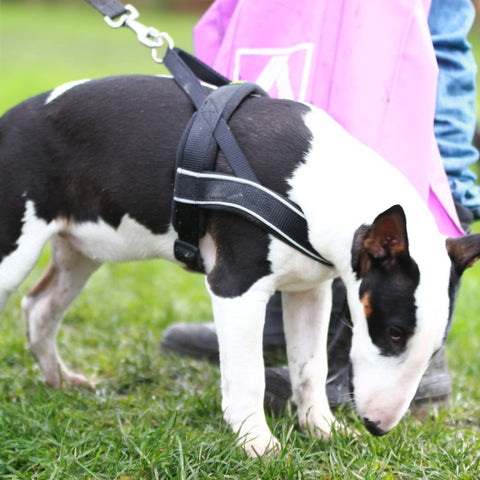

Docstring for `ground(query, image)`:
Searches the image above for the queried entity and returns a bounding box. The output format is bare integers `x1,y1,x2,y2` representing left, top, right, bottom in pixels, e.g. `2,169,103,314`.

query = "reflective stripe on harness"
174,169,333,266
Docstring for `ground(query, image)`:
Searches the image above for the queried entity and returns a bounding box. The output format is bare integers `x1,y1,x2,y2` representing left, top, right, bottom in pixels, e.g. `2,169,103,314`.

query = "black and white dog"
1,75,479,456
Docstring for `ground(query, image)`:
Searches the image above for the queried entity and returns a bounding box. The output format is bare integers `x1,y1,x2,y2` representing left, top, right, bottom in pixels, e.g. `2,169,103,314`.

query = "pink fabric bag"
193,0,463,237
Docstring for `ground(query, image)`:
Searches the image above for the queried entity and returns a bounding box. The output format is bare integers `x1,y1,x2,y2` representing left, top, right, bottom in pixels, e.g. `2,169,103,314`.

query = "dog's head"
347,204,480,435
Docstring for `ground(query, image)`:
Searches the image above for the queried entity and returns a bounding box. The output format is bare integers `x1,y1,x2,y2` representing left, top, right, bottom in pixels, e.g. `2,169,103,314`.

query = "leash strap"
164,48,231,93
84,0,127,19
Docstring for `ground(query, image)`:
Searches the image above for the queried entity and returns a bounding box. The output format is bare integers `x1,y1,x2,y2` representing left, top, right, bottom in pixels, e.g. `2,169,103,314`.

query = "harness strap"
175,170,333,265
172,82,267,270
179,82,265,180
164,48,264,177
84,0,127,19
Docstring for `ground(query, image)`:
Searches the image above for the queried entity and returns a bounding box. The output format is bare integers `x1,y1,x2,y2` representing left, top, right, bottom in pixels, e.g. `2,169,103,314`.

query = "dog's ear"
364,205,409,260
446,233,480,275
352,205,409,277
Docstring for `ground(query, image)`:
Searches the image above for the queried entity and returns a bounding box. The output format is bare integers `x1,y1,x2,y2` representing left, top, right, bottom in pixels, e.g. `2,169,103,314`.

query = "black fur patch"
0,76,192,252
358,257,420,356
352,224,420,357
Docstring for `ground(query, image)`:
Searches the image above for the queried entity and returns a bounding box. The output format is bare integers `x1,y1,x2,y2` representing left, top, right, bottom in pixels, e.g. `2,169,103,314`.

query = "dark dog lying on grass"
1,75,479,456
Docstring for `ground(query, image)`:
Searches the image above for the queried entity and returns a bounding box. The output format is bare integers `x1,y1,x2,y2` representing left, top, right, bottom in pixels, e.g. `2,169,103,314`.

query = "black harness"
85,0,334,272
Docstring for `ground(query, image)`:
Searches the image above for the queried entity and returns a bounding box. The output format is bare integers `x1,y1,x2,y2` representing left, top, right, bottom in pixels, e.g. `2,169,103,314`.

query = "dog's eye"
388,326,403,343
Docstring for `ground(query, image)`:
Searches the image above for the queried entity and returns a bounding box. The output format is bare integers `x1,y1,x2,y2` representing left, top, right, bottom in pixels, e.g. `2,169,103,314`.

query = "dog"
1,74,479,456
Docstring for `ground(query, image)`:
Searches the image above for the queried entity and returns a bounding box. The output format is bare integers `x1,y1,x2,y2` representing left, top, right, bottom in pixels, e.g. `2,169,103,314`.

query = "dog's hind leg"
21,234,100,389
207,277,280,457
282,281,336,439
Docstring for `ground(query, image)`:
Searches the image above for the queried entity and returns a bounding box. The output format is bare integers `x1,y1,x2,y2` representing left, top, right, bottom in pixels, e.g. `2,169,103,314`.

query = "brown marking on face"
360,291,372,320
27,262,57,297
390,238,408,257
467,256,480,268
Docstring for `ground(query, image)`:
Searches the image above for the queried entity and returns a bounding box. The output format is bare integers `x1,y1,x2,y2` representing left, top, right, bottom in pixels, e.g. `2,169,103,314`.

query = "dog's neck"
289,107,445,277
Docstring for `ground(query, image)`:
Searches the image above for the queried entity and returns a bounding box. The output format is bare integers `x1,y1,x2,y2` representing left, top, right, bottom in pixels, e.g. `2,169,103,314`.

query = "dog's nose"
363,417,388,436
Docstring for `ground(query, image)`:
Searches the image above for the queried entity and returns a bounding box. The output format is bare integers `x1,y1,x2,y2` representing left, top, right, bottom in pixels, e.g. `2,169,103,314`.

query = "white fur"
282,283,335,437
217,105,453,450
207,275,278,456
22,235,99,388
14,205,179,388
64,215,178,263
45,79,91,105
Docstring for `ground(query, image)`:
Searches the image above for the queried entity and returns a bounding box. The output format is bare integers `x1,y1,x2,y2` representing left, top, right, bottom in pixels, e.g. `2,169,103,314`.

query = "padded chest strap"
174,169,332,265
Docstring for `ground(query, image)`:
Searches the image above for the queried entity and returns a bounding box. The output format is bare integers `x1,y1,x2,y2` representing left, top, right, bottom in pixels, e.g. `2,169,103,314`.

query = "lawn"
0,2,479,479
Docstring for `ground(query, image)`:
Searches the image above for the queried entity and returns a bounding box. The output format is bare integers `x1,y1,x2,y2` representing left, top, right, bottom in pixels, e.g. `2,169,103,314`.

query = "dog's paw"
241,433,281,458
45,368,95,391
299,408,335,441
61,371,95,391
234,419,281,457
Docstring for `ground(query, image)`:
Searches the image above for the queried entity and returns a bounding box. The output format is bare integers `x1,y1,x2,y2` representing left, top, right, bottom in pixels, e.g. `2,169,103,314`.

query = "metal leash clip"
104,4,174,62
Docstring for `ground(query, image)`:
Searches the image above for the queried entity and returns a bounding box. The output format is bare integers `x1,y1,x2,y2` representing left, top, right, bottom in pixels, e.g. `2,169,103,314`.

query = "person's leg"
429,0,480,221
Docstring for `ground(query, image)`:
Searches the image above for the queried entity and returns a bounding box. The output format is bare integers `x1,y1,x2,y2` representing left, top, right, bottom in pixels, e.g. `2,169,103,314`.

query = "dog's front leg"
282,281,335,439
207,279,279,457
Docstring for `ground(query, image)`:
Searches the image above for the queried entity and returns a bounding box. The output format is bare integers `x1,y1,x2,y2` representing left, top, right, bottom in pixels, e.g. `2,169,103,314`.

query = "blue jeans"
429,0,480,220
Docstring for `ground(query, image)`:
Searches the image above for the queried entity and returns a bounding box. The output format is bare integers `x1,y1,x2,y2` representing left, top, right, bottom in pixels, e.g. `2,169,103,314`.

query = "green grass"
1,2,480,478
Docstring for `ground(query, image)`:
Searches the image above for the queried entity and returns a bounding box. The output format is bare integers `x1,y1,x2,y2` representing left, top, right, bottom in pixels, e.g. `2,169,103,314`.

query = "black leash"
84,0,127,19
84,0,334,271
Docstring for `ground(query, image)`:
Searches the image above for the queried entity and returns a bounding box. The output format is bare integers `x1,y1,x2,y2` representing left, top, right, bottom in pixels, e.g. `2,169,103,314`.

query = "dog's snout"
363,417,387,436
